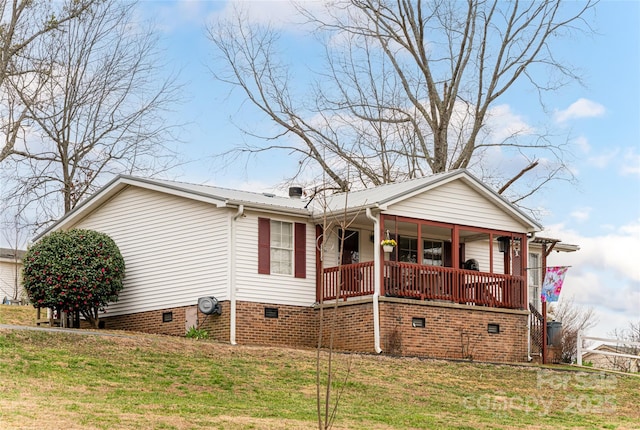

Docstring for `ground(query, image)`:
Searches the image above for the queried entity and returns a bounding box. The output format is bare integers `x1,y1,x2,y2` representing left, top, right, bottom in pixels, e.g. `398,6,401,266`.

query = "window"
258,218,306,278
528,253,540,286
270,220,293,275
529,252,541,310
162,312,173,323
399,237,418,262
423,240,444,266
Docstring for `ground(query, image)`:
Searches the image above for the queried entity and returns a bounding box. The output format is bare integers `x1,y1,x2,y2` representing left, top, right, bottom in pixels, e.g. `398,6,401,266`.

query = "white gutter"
230,204,244,345
366,207,383,354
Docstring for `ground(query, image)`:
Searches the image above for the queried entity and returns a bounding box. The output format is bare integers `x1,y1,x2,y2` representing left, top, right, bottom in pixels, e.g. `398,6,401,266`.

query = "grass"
0,305,638,429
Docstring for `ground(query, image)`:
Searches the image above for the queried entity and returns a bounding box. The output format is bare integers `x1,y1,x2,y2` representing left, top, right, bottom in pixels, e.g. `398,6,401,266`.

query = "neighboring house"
0,248,26,303
36,169,574,362
582,344,640,373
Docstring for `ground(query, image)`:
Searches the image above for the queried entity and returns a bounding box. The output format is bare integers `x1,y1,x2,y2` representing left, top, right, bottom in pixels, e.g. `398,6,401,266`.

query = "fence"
577,331,640,371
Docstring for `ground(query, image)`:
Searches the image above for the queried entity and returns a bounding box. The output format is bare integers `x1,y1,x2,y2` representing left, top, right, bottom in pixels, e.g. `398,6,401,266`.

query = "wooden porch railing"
321,261,527,310
529,303,544,356
322,261,375,301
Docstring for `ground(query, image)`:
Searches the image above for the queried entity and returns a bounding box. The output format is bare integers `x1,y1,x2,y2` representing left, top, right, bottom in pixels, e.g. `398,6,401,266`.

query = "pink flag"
540,266,568,303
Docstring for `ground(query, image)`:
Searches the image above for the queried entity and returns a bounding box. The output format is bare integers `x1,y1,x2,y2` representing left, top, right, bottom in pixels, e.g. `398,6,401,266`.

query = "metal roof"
36,169,544,239
0,248,26,260
531,236,580,253
126,176,310,212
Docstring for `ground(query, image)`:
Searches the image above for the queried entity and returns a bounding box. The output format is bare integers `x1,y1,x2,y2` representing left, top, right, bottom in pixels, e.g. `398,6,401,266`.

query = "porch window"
398,236,417,263
423,240,444,266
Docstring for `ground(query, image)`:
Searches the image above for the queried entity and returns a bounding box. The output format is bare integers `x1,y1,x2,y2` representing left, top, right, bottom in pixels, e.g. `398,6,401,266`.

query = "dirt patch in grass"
0,304,38,325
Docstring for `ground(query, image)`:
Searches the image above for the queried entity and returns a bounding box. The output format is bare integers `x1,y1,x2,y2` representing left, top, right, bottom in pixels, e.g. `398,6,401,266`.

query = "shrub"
186,326,209,340
22,229,125,328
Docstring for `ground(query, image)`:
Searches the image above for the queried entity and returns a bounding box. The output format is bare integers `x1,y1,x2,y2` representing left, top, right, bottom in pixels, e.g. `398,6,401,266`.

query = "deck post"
542,300,547,364
576,331,583,366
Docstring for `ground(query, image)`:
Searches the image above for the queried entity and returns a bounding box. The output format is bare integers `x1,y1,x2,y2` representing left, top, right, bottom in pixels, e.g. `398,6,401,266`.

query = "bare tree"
206,0,595,208
0,0,97,163
0,205,29,301
315,174,360,429
549,297,598,363
607,320,640,373
2,0,183,225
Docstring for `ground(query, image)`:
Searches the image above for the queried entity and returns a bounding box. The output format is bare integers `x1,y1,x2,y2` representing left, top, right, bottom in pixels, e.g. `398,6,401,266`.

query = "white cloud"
210,0,326,31
620,147,640,176
554,98,606,124
586,148,619,169
484,104,535,144
572,136,591,154
539,221,640,337
569,208,591,223
143,0,218,33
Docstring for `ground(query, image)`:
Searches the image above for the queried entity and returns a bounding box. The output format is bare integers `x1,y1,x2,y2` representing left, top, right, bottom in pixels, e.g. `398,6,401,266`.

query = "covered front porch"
318,214,529,311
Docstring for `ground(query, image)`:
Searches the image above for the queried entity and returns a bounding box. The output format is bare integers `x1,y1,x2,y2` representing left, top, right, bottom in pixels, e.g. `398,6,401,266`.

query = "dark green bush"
23,229,125,328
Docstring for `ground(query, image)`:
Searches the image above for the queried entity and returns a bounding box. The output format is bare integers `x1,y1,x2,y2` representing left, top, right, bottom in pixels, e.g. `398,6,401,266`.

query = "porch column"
452,225,460,269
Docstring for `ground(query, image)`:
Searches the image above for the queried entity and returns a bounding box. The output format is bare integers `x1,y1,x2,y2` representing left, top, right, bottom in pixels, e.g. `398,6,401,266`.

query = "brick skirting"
100,297,528,362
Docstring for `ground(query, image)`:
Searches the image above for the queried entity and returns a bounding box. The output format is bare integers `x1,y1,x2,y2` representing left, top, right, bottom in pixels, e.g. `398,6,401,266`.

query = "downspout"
527,312,533,362
366,207,383,354
230,204,244,345
522,231,539,362
526,232,533,362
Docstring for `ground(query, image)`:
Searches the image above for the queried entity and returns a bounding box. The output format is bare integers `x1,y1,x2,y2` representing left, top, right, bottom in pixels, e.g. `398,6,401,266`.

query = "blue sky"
127,1,639,336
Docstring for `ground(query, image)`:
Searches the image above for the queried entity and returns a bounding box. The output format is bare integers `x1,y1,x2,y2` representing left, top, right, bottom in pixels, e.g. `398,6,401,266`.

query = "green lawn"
0,305,638,429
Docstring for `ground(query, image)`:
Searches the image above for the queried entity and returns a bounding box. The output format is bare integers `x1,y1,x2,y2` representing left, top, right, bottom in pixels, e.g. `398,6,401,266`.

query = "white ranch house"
36,169,576,362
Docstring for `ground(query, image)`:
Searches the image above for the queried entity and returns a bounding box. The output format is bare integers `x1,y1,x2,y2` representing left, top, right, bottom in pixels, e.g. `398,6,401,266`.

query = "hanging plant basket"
383,245,394,253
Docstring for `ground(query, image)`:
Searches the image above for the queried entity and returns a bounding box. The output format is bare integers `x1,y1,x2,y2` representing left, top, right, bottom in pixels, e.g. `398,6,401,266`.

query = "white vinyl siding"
387,180,528,232
464,240,505,274
235,211,316,307
0,260,23,300
72,186,228,316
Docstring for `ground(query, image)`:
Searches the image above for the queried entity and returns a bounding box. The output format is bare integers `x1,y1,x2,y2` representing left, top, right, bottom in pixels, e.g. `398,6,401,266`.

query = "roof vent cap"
289,186,303,199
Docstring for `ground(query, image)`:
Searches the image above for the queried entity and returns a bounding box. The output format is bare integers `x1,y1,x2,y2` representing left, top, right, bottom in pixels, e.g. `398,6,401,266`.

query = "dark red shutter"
258,218,270,274
294,223,306,278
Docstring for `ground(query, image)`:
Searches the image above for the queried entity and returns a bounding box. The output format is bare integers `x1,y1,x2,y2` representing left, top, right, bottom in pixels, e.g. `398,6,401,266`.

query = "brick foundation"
100,304,230,340
232,301,318,348
316,298,528,362
378,298,529,362
99,297,529,363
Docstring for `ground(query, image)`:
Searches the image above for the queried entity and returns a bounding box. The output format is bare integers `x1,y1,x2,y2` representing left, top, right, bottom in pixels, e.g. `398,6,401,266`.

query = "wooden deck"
322,261,526,310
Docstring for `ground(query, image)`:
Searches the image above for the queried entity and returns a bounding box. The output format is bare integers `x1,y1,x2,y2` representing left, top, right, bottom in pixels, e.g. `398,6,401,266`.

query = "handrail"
322,261,527,309
322,261,375,301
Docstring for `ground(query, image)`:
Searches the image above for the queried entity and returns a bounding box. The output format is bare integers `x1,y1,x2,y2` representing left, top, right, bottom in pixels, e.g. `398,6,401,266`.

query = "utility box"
547,321,562,346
